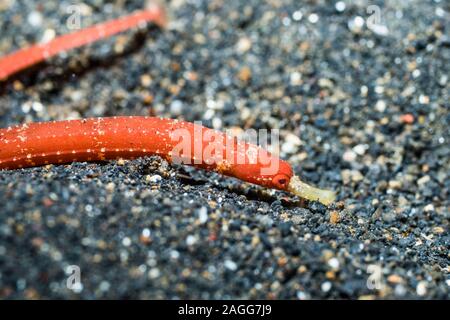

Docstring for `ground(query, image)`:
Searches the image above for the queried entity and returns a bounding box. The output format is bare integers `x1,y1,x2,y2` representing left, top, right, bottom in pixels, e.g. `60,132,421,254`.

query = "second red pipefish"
0,4,166,81
0,117,336,205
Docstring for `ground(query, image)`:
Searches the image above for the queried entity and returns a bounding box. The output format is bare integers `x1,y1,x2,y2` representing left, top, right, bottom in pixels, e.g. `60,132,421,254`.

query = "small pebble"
224,260,238,271
352,144,367,156
292,11,303,21
335,1,346,12
416,281,427,296
237,66,252,82
122,237,131,247
400,114,415,124
236,37,252,53
417,175,430,186
27,11,43,27
308,13,319,24
375,100,387,112
186,235,197,246
329,211,340,224
170,100,184,115
348,16,365,33
197,207,208,224
328,258,340,270
146,175,162,183
290,72,302,86
321,281,332,292
148,268,160,279
342,150,357,162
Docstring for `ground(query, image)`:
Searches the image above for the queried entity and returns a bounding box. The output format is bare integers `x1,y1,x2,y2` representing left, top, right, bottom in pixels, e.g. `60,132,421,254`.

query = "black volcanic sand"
0,0,448,299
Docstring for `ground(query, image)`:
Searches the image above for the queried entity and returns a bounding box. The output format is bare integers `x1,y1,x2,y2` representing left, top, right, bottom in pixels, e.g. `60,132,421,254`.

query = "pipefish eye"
272,174,290,189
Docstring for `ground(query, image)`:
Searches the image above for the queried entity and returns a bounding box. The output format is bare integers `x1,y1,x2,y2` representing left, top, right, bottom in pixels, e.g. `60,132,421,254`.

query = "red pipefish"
0,5,166,81
0,117,336,205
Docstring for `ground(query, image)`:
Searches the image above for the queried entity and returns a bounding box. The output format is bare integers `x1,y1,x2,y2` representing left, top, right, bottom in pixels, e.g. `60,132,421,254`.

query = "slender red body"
0,117,293,191
0,7,166,80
